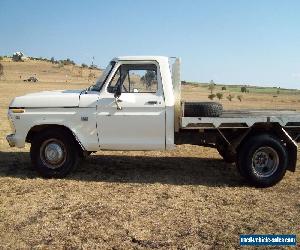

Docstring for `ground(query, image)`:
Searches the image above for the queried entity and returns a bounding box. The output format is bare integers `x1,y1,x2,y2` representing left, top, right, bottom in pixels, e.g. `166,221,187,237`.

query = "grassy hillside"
0,57,101,83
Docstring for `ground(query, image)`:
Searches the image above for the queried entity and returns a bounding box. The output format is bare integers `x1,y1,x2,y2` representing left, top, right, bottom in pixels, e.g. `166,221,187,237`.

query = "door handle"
146,101,157,105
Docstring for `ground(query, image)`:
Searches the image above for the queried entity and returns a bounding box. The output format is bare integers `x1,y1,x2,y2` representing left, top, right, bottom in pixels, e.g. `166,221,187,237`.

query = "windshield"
89,61,116,91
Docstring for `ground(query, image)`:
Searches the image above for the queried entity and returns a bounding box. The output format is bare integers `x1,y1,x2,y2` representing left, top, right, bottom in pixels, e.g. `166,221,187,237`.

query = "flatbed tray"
181,109,300,129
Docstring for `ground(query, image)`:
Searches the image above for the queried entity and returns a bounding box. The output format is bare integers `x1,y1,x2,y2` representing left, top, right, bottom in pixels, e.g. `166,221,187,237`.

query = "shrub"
208,80,215,94
221,86,226,91
216,92,223,101
241,86,248,93
60,58,75,66
89,64,99,70
208,94,216,100
237,95,243,102
227,94,235,101
0,56,3,61
81,63,88,68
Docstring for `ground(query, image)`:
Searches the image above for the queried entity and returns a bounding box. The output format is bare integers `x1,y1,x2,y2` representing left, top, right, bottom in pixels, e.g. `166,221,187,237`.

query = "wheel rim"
40,139,67,169
252,146,279,178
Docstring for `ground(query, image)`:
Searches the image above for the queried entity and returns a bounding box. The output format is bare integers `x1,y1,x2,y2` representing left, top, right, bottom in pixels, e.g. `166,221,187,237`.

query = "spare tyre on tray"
184,102,223,117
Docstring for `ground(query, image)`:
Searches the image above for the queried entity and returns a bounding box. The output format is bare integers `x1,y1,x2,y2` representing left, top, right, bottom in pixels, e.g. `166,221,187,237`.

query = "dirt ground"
0,60,299,249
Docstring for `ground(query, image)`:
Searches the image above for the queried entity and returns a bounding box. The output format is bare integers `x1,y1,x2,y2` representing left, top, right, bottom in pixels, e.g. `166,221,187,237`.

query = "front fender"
11,108,99,151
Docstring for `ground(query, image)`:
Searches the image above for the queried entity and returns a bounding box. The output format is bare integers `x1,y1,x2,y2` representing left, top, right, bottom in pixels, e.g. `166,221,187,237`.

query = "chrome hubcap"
45,143,64,164
40,139,66,169
252,147,279,178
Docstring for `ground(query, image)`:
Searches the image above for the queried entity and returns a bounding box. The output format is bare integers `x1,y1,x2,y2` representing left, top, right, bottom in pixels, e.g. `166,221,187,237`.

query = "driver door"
96,62,166,150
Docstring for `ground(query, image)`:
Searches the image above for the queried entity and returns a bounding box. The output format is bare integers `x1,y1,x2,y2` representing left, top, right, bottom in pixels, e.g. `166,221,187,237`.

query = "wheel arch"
236,123,298,172
26,124,86,152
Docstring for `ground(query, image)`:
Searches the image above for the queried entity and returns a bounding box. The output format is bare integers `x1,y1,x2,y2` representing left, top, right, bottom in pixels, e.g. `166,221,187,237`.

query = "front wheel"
30,129,79,178
237,134,288,187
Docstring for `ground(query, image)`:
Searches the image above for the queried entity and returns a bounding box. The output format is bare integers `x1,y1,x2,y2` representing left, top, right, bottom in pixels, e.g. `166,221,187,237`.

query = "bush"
227,94,235,101
60,58,75,66
216,92,223,101
237,95,243,102
221,86,226,91
208,80,215,94
241,86,248,93
81,63,88,68
0,56,3,61
208,94,216,100
89,64,99,70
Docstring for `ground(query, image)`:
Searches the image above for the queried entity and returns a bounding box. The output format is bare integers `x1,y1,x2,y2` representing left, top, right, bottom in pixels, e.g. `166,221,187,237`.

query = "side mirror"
114,84,122,98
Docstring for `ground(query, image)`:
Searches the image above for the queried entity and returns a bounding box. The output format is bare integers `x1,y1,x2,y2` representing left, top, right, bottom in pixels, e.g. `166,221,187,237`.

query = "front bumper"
6,134,16,147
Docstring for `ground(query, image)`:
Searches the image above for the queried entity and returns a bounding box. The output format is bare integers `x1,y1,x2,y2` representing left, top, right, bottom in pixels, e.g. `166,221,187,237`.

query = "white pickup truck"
7,56,300,187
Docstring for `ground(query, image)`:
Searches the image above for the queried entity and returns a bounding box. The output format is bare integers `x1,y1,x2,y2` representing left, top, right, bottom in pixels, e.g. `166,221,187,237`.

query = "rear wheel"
30,129,79,178
237,134,288,187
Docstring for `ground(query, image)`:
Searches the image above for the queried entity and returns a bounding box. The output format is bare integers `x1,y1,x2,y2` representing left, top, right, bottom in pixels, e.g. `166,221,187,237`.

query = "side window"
107,64,158,93
127,68,157,93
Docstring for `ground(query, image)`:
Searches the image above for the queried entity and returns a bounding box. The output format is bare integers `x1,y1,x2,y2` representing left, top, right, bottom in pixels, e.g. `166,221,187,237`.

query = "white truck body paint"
10,90,82,108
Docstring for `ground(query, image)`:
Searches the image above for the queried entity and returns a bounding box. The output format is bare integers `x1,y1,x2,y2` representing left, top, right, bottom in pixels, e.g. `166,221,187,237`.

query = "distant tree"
141,70,156,89
208,80,216,94
227,94,235,101
50,57,55,64
241,86,248,93
277,88,280,95
216,92,223,101
60,58,75,66
237,95,243,102
81,63,88,68
0,63,3,79
221,86,226,91
208,94,216,100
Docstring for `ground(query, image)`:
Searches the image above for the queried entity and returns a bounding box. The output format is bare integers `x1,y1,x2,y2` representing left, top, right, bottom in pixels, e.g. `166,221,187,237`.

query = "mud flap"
282,128,298,172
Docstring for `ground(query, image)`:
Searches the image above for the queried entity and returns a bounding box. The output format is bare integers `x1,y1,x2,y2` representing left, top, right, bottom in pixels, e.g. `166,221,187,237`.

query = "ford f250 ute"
7,56,300,187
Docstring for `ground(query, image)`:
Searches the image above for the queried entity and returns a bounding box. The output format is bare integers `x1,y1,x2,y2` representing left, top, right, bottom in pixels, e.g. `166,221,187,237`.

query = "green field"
185,82,300,95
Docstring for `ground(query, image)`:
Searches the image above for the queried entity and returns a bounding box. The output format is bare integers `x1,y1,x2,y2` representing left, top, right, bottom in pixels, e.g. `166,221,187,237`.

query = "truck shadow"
0,151,244,187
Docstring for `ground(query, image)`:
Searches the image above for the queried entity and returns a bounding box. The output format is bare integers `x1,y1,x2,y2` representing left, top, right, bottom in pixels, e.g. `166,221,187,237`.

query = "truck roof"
114,56,169,62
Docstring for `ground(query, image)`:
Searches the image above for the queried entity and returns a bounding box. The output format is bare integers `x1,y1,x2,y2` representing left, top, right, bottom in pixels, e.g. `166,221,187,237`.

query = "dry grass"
0,60,299,249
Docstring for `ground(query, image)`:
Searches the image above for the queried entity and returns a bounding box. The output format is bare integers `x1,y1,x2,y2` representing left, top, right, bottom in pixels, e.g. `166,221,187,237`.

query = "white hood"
10,90,82,108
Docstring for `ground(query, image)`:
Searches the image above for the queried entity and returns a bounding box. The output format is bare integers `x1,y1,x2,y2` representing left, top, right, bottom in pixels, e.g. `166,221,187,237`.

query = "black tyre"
30,129,79,178
237,134,288,187
184,102,223,117
216,146,236,163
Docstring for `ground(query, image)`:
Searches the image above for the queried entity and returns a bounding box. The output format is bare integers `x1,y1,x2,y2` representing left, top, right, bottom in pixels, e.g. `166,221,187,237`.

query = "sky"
1,0,300,89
